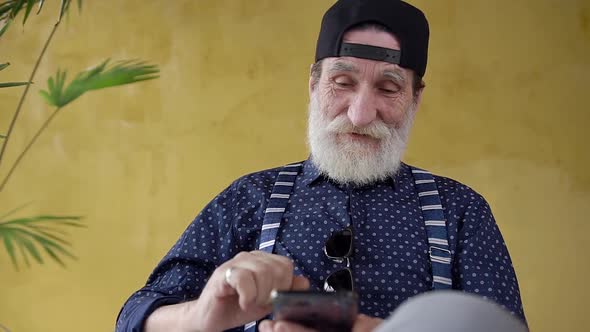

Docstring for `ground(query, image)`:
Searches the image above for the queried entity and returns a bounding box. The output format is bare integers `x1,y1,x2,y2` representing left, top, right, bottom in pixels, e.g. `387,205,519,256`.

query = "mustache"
326,115,391,139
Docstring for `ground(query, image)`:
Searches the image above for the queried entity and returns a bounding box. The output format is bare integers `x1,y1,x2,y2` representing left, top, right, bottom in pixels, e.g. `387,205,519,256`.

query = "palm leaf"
58,0,82,22
2,228,17,267
0,201,31,220
10,0,25,18
43,245,65,266
36,0,44,14
31,226,70,245
0,0,24,38
22,0,36,24
0,62,31,87
0,16,12,38
0,214,83,269
39,59,159,108
0,0,80,37
58,0,67,21
0,81,29,88
0,0,68,21
15,233,42,265
23,227,75,257
0,2,17,17
0,1,17,21
16,235,32,267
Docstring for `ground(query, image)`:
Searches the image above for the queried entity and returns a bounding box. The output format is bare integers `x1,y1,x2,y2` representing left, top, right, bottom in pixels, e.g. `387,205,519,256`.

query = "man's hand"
352,314,384,332
258,314,383,332
183,251,310,332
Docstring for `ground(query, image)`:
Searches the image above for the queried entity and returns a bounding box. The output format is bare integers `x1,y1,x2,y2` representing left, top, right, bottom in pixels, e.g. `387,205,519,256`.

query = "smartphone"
270,290,358,332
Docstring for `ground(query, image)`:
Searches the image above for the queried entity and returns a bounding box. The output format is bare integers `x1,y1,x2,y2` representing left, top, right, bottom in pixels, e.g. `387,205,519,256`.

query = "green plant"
0,204,83,269
0,0,159,270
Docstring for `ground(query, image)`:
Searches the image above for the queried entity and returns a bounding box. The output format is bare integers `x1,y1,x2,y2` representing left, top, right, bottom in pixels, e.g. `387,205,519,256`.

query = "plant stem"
0,107,62,192
0,21,60,190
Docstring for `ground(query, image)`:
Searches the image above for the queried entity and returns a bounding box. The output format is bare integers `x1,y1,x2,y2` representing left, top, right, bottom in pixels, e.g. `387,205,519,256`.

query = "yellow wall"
0,1,588,331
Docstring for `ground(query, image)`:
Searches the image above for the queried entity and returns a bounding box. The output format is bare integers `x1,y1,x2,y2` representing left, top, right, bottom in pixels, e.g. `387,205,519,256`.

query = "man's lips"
348,132,376,138
338,132,380,143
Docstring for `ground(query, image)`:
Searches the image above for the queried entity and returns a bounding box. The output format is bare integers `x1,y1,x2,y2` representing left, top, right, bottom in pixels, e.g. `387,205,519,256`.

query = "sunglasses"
323,227,354,292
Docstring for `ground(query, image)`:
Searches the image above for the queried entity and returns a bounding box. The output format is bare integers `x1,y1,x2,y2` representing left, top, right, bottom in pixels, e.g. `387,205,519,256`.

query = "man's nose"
347,88,378,127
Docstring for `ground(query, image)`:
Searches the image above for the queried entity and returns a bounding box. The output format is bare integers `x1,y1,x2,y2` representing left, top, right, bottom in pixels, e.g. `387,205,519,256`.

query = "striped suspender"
245,164,451,331
257,163,302,253
411,167,453,289
244,162,302,332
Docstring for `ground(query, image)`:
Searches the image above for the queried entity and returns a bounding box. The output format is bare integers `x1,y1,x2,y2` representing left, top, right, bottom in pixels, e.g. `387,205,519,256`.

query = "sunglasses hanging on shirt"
323,227,354,292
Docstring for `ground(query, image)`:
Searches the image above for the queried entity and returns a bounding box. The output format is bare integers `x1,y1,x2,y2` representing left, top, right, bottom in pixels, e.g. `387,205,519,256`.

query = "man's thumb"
291,275,310,291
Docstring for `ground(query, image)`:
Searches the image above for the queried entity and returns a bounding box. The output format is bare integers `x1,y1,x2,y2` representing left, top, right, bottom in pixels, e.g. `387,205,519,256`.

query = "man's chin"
337,132,381,143
322,163,399,187
310,149,402,186
333,136,382,155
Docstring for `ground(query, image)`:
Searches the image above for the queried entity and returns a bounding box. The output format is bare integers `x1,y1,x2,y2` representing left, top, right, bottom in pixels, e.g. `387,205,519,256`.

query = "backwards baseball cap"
315,0,429,77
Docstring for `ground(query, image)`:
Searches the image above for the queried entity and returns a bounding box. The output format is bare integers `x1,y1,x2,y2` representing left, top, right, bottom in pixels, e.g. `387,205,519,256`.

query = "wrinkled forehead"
325,62,408,92
322,57,408,85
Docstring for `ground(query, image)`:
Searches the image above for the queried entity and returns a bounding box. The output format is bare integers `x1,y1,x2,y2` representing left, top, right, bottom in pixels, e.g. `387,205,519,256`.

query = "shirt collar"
301,157,406,190
301,157,323,187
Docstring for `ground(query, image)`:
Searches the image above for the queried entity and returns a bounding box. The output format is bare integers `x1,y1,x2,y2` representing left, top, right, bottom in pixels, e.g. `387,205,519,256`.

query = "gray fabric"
375,290,528,332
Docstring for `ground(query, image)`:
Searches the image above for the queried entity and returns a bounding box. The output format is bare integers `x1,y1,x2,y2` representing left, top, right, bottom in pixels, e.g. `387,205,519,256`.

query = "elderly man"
116,1,526,331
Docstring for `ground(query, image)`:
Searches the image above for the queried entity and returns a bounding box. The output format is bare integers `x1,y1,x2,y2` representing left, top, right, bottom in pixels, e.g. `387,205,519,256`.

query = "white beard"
307,92,416,186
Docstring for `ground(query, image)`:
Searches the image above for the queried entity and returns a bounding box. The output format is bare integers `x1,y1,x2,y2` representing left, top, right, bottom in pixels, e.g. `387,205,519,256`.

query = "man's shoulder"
230,160,305,190
403,163,487,204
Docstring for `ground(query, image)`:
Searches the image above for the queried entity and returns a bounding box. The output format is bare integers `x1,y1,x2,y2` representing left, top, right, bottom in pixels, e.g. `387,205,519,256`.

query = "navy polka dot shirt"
116,160,526,331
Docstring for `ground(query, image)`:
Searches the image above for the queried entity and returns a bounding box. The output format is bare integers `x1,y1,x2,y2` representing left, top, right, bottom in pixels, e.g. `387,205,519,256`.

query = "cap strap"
338,42,401,65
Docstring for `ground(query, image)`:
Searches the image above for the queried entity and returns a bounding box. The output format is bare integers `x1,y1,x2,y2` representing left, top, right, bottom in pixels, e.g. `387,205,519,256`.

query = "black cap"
315,0,429,77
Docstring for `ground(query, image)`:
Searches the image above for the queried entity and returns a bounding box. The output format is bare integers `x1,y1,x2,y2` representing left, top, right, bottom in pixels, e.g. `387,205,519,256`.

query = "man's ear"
413,84,425,111
309,63,316,96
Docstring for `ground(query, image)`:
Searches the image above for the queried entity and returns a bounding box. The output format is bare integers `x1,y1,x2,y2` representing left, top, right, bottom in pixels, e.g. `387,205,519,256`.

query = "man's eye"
379,84,400,94
334,78,354,87
380,88,397,93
